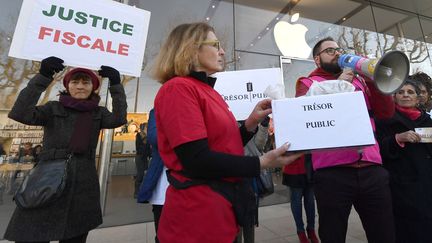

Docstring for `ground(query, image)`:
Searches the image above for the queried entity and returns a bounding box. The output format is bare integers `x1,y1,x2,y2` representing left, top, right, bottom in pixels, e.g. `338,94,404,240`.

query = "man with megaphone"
295,37,405,243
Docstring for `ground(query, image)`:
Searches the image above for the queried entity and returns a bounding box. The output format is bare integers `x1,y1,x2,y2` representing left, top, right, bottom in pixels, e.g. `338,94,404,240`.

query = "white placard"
214,68,283,120
415,127,432,143
272,91,375,151
9,0,151,77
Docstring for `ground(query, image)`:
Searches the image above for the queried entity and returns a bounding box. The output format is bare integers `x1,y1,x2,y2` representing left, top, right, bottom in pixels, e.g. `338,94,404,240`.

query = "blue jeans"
290,185,316,232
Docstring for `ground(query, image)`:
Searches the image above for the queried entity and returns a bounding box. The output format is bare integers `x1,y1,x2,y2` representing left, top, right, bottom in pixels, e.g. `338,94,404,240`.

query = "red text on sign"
38,26,129,56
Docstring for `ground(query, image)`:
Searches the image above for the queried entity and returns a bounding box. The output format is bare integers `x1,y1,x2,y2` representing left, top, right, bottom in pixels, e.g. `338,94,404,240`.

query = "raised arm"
8,57,65,125
98,66,128,128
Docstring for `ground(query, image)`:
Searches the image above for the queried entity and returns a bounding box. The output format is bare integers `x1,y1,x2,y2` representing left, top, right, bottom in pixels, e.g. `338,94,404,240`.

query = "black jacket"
4,74,127,241
376,110,432,220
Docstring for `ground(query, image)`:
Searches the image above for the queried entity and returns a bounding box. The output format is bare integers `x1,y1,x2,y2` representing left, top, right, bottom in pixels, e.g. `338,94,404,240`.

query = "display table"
111,154,136,176
0,163,34,172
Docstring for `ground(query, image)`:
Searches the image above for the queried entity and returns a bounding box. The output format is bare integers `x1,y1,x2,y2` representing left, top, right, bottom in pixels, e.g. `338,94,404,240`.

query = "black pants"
16,232,88,243
314,166,395,243
153,204,163,243
394,216,432,243
236,226,254,243
134,155,148,196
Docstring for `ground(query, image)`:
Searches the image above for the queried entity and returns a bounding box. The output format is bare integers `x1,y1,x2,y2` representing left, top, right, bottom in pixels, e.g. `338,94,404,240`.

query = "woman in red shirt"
152,22,303,243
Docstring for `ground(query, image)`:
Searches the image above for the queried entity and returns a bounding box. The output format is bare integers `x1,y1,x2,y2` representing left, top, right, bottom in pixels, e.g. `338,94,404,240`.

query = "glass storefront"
1,0,432,237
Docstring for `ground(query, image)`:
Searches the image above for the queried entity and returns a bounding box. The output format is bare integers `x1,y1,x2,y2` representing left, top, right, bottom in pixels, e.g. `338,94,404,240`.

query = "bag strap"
166,170,207,189
166,170,237,205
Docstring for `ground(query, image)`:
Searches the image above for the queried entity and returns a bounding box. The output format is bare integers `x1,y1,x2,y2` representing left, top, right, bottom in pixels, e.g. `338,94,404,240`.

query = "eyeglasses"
197,40,221,51
317,47,345,56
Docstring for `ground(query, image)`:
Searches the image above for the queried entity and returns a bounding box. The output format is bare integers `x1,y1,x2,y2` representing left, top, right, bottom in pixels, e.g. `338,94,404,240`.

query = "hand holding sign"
259,143,304,169
98,66,121,86
244,98,272,132
39,56,65,79
396,130,421,143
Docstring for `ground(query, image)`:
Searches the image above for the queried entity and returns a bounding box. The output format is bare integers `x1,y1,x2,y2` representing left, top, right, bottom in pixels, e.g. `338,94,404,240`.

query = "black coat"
4,74,127,241
376,110,432,221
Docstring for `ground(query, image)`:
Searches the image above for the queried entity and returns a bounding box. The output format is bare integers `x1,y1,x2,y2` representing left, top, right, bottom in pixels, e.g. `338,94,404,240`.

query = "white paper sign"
9,0,151,77
415,127,432,143
272,91,375,151
214,68,283,120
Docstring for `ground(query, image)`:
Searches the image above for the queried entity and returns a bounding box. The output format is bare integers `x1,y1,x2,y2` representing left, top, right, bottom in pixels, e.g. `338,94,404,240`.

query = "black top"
135,132,151,159
376,110,432,219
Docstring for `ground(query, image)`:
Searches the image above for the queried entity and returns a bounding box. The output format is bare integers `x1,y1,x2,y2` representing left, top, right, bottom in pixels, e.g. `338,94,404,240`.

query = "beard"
320,58,341,74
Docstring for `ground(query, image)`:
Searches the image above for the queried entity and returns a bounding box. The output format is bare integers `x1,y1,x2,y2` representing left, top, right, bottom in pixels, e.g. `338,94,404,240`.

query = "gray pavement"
1,203,367,243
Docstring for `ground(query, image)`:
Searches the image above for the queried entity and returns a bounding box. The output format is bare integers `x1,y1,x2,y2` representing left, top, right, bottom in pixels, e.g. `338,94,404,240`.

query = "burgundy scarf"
309,68,339,80
59,94,100,154
395,104,421,121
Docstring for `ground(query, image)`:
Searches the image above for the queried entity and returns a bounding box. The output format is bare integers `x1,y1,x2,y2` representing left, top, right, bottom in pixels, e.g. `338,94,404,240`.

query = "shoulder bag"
256,168,274,198
14,154,72,209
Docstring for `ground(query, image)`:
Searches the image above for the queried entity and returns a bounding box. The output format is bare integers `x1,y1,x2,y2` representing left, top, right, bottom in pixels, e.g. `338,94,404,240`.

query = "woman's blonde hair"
152,22,215,83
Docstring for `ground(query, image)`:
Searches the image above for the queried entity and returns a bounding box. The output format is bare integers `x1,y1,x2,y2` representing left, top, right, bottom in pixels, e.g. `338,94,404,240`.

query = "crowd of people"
2,21,432,243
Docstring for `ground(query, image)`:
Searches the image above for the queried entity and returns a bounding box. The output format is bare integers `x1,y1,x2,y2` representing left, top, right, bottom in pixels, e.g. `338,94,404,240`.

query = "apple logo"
274,13,311,59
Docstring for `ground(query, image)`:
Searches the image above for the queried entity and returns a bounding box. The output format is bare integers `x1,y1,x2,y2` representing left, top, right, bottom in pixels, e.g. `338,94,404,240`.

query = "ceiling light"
291,13,300,23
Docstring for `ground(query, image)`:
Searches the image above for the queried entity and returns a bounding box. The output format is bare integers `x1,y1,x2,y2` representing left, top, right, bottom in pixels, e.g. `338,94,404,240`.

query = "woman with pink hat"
4,56,127,243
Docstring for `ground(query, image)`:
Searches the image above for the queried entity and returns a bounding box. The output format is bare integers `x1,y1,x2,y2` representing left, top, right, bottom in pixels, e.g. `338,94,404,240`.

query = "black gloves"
260,116,270,127
98,65,121,86
39,56,65,79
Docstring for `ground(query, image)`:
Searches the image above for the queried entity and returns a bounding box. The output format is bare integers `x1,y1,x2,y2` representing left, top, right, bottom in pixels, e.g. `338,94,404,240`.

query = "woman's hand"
245,98,272,132
395,131,421,143
39,56,65,79
98,65,121,86
259,143,304,169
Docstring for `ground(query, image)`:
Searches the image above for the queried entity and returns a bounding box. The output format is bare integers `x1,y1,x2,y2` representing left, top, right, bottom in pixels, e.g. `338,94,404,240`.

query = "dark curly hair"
409,71,432,110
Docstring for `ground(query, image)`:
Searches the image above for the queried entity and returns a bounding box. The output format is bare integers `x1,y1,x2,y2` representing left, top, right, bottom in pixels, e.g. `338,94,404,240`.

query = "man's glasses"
317,47,345,56
197,40,221,51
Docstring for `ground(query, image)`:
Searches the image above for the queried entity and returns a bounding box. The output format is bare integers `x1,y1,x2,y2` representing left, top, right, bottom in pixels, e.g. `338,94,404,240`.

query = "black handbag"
256,168,274,198
14,155,72,209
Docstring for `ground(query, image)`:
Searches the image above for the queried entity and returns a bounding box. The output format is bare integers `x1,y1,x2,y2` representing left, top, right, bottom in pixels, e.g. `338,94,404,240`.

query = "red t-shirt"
155,76,244,243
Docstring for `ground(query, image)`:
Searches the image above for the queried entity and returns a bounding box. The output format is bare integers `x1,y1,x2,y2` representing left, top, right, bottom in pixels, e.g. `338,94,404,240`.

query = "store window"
420,17,432,75
372,4,432,74
0,0,31,237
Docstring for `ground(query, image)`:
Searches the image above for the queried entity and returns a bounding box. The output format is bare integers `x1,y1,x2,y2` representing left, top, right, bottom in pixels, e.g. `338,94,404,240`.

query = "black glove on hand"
260,116,270,127
98,65,121,86
39,56,65,79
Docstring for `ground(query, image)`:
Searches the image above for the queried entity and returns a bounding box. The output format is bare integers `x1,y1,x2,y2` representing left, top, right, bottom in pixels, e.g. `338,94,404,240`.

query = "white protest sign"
9,0,150,77
214,68,283,120
272,91,375,151
415,127,432,143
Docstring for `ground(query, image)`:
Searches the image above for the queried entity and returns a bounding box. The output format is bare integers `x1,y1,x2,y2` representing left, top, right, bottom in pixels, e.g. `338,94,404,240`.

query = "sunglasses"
317,47,345,56
197,40,221,51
